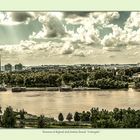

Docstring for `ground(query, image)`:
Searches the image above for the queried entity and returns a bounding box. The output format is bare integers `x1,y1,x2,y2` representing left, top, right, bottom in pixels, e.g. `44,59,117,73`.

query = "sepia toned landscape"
0,11,140,128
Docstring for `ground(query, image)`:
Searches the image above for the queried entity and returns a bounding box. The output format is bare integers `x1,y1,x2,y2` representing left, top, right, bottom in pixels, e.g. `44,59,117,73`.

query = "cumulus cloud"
120,12,140,46
10,12,35,22
1,11,140,64
62,12,120,47
45,15,65,37
64,12,120,26
60,42,74,55
19,40,36,50
73,50,85,57
127,29,140,45
90,12,120,25
101,12,140,48
0,12,6,22
76,24,101,45
30,12,66,39
101,24,127,47
65,18,101,45
125,12,140,28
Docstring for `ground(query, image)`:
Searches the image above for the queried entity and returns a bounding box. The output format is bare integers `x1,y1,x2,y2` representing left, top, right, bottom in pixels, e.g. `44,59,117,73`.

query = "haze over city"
0,11,140,65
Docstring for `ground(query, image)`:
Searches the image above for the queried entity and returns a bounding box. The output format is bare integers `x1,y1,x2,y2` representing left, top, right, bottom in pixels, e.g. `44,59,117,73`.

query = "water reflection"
0,89,140,118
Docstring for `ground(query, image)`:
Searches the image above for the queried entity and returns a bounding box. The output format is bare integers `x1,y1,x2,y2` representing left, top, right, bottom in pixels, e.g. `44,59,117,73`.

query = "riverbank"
1,106,140,128
9,87,102,92
9,87,131,92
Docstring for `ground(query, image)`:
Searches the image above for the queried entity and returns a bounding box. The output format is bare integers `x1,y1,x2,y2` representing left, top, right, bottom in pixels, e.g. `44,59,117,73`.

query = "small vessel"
12,87,26,92
60,85,72,92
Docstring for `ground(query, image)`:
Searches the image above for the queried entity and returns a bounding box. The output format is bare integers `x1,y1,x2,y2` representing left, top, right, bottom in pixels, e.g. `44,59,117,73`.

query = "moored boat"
60,85,72,92
12,87,26,92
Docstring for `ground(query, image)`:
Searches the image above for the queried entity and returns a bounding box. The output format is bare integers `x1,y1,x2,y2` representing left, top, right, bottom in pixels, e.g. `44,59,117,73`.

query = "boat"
73,87,101,91
12,87,26,92
60,85,72,92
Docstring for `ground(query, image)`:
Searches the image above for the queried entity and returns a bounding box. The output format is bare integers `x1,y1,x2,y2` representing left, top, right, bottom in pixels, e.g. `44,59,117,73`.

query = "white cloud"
101,24,127,47
65,19,101,45
73,50,85,57
1,12,140,64
62,12,120,47
0,12,6,22
101,12,140,47
30,12,66,39
64,12,120,26
90,12,120,26
60,41,74,55
128,29,140,45
125,12,140,28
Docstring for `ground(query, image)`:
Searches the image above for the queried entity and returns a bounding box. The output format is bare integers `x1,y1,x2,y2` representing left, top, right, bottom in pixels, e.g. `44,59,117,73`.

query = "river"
0,88,140,118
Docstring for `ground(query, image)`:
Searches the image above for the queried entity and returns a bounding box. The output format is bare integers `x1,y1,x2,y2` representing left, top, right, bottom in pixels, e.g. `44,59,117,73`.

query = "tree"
19,120,25,128
58,113,64,122
37,115,46,128
81,111,90,122
19,109,26,128
62,73,75,84
0,106,2,127
90,107,99,124
19,109,25,120
0,106,2,115
46,74,61,87
2,106,16,128
66,113,73,122
74,112,80,122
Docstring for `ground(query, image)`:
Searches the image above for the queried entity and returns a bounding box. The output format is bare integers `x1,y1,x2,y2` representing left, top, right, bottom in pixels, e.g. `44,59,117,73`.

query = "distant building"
4,63,12,72
15,63,23,71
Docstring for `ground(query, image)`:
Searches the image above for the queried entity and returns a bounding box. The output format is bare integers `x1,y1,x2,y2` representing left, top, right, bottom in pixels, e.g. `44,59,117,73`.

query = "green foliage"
19,120,25,128
66,113,73,122
88,77,128,89
0,66,135,89
19,109,26,120
74,112,80,122
58,113,64,122
2,106,16,128
0,106,2,114
134,78,140,88
37,115,46,128
0,106,2,127
19,109,26,128
80,111,90,122
1,106,140,128
62,73,75,84
90,107,140,128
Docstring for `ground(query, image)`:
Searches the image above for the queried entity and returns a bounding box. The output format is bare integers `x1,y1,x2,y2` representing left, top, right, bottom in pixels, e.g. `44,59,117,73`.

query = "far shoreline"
1,87,132,92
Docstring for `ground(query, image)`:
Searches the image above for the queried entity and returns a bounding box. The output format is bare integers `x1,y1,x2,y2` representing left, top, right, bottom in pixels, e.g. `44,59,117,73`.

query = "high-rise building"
15,63,23,71
4,63,12,72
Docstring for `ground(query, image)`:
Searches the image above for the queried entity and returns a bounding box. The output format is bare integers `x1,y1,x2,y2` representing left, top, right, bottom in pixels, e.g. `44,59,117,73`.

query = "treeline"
57,107,140,128
1,106,140,128
0,67,138,89
0,106,55,128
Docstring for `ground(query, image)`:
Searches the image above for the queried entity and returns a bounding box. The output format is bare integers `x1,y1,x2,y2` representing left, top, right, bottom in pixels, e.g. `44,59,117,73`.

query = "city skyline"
0,12,140,65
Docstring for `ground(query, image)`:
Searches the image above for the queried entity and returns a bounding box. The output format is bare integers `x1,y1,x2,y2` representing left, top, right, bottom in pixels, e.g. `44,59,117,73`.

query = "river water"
0,88,140,118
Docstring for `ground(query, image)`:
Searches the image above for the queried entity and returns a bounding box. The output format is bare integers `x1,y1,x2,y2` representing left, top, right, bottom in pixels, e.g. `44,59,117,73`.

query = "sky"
0,11,140,65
